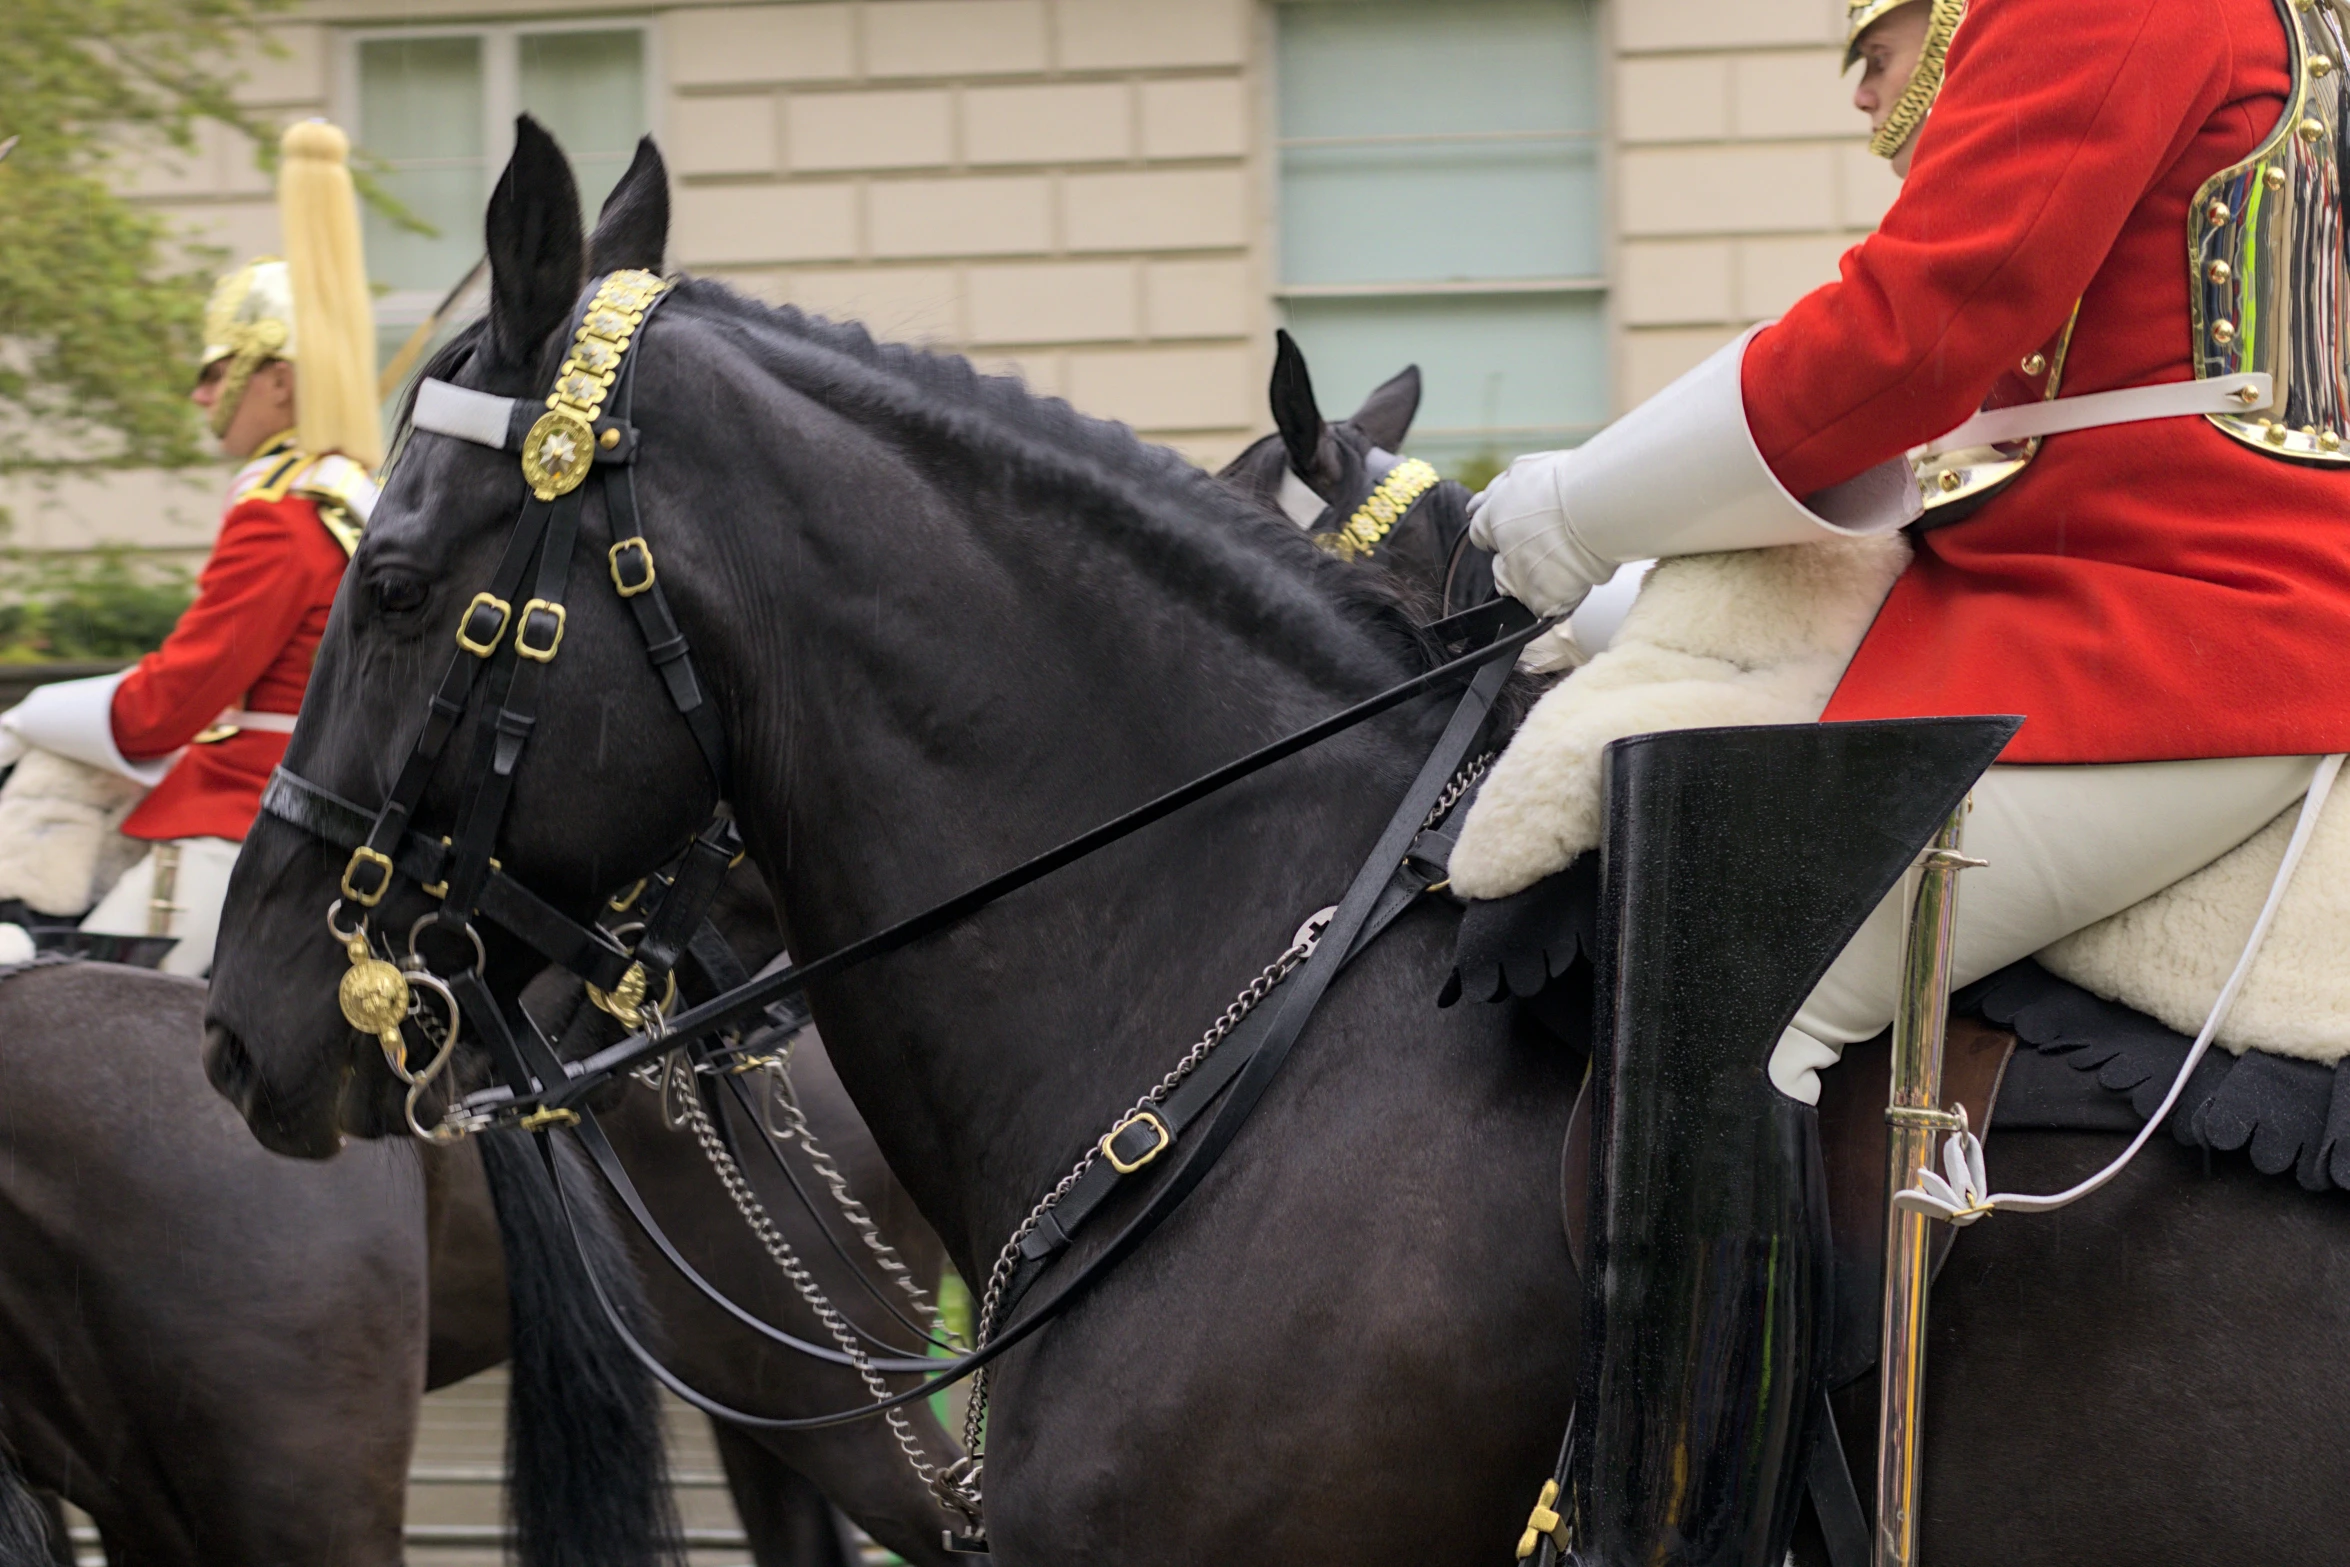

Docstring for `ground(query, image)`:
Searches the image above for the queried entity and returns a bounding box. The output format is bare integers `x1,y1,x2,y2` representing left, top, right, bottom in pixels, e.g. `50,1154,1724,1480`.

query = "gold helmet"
1845,0,1967,161
200,258,293,442
198,120,381,466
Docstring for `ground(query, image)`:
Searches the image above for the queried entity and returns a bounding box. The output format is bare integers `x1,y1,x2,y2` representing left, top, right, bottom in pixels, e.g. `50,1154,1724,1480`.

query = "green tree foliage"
0,0,292,473
0,548,193,660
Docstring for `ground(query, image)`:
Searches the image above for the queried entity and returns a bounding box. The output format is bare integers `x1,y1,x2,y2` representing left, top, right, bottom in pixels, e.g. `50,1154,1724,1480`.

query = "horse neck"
681,394,1435,1269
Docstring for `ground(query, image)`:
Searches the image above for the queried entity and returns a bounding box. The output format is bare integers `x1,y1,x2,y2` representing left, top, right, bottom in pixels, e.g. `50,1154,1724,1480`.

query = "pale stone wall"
661,0,1262,468
1612,0,1900,406
27,0,1896,559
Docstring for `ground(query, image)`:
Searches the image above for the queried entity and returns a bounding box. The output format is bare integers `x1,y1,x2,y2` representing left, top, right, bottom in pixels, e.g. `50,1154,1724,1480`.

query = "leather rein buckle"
608,537,656,597
1100,1108,1173,1174
456,592,510,657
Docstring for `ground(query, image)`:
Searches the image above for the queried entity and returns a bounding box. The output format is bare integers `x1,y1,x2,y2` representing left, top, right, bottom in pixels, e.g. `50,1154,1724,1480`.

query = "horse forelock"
647,277,1440,681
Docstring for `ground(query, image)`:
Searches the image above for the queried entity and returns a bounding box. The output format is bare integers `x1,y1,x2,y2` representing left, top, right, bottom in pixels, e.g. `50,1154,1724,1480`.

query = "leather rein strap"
535,643,1523,1433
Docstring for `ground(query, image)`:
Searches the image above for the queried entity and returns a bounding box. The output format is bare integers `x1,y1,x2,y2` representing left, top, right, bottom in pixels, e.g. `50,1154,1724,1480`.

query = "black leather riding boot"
1566,717,2015,1567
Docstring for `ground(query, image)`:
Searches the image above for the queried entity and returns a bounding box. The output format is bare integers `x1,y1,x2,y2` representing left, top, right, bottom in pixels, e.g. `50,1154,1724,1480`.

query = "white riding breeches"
82,836,240,978
1767,754,2325,1104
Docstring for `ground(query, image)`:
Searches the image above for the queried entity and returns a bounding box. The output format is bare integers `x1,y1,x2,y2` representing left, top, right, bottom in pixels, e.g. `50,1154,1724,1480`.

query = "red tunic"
112,448,352,842
1745,0,2350,763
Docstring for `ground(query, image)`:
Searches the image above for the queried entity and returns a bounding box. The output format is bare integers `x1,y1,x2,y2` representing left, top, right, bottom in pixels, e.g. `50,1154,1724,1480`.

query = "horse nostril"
203,1021,255,1106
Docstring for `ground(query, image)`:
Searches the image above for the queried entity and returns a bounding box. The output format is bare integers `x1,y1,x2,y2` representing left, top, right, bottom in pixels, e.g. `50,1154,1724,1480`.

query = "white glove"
0,706,25,771
1467,448,1617,619
1515,622,1588,675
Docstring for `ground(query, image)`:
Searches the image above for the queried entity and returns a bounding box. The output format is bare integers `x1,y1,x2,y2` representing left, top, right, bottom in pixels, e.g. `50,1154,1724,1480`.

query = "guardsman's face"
1852,2,1932,178
191,357,297,460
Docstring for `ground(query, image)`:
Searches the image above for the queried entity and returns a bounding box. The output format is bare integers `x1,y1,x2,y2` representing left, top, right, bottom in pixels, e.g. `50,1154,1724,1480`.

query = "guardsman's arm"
110,496,321,761
1745,0,2270,496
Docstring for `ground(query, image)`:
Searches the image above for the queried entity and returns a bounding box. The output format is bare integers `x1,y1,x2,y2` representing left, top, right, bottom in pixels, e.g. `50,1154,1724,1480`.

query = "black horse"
204,126,2350,1565
0,946,958,1567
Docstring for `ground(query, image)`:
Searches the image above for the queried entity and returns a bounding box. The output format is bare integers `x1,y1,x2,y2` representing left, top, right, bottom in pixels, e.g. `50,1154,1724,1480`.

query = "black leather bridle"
266,269,740,1102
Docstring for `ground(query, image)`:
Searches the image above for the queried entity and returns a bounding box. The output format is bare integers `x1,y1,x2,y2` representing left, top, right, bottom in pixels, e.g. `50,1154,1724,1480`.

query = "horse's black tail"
0,1443,55,1567
477,1126,683,1567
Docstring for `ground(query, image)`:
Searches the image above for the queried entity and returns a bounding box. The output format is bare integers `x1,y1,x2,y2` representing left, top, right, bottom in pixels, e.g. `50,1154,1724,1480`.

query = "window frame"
1263,0,1618,455
332,17,661,338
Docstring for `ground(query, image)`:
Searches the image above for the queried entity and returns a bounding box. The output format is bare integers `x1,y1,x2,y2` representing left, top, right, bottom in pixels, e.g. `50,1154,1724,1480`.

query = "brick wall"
1611,0,1899,406
662,0,1263,467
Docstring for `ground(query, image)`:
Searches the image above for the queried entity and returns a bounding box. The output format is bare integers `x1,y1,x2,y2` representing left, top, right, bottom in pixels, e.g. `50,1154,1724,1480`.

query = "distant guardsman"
1469,0,2350,1559
0,121,380,976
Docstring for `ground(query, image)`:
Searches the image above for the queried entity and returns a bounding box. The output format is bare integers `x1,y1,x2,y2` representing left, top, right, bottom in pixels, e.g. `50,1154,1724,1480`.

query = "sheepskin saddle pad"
0,750,149,918
1448,535,2350,1064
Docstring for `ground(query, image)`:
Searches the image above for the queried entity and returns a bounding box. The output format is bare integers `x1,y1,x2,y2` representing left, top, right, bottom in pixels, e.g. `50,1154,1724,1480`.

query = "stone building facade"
11,0,1895,565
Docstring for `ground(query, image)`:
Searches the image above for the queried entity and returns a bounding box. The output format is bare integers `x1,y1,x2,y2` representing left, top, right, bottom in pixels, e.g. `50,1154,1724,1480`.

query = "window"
1276,0,1605,479
344,23,651,381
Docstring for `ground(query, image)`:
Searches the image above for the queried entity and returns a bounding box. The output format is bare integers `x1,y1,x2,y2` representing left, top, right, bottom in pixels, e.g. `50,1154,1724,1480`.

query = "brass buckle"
1100,1109,1172,1174
421,836,497,901
340,846,395,908
608,537,656,597
455,592,510,657
586,960,678,1029
514,599,567,662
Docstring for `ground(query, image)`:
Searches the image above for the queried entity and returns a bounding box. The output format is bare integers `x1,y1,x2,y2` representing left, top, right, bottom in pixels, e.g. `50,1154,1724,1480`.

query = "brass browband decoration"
1316,457,1442,563
520,269,667,501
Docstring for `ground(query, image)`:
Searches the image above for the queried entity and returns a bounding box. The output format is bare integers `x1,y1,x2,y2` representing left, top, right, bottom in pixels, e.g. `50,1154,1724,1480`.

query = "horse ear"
587,137,670,276
484,115,585,372
1270,329,1327,478
1349,364,1421,452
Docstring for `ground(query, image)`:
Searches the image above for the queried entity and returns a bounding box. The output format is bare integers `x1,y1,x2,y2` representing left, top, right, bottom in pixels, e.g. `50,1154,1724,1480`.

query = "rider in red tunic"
0,121,379,974
1472,0,2347,1557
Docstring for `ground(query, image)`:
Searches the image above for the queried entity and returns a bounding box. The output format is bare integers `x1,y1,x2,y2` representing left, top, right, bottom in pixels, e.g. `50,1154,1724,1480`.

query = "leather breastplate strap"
998,789,1478,1314
990,656,1506,1325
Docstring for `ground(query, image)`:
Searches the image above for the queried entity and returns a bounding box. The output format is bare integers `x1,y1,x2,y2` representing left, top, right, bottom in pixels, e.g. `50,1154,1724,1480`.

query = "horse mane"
659,277,1442,680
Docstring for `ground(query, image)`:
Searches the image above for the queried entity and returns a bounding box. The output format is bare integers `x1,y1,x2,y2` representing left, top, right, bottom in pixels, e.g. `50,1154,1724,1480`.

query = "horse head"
206,120,719,1156
1218,330,1422,529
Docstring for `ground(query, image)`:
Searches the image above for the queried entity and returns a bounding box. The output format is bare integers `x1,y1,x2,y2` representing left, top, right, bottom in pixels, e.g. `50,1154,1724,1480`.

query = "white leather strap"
413,378,516,449
1921,372,2271,458
213,709,298,734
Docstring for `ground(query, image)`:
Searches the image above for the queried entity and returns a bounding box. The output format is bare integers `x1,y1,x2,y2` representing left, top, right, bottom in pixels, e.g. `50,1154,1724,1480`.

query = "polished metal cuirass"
2192,0,2350,462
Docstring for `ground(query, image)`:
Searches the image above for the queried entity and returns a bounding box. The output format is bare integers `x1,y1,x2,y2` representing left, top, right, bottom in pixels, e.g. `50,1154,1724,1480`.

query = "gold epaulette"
289,453,378,558
231,443,308,505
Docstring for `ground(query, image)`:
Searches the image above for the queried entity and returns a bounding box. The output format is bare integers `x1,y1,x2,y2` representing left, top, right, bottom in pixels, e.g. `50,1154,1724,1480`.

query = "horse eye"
374,575,430,616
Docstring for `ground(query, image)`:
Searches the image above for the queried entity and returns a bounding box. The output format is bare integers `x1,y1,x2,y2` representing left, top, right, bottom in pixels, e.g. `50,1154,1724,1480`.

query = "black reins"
535,641,1525,1436
259,266,1546,1445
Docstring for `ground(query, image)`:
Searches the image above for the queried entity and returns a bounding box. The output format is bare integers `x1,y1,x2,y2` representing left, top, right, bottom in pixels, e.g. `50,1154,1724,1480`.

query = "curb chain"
671,1083,951,1502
